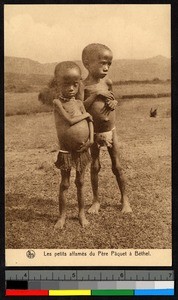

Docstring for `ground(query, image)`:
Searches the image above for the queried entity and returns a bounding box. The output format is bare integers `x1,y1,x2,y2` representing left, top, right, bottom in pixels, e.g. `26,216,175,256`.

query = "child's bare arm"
53,99,90,125
79,100,93,123
77,102,94,152
83,93,98,110
81,101,94,143
83,89,115,110
88,120,94,144
77,121,94,152
105,79,118,110
105,98,118,111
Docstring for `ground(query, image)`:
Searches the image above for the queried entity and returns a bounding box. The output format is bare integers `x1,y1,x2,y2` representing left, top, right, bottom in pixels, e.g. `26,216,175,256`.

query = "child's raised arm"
53,99,90,125
83,94,98,110
83,82,115,110
105,79,118,110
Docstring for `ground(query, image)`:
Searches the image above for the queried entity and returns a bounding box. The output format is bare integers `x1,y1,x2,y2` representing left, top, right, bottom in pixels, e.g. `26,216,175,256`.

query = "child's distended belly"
54,113,89,151
88,98,115,133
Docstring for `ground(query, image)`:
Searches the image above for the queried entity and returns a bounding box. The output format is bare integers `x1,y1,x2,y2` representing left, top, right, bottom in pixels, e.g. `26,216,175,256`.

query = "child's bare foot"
121,197,132,214
79,213,89,227
88,201,100,214
54,217,66,230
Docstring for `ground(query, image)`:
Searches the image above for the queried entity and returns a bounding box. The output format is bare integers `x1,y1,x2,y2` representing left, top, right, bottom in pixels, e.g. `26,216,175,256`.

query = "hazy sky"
4,4,171,63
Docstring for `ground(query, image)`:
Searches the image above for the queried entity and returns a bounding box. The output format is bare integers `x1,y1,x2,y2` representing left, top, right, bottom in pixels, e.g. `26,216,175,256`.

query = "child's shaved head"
54,61,81,78
38,61,81,105
82,43,112,68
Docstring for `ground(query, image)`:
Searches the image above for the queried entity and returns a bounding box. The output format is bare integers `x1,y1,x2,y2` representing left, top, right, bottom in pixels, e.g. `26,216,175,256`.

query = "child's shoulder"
105,78,113,86
83,78,112,87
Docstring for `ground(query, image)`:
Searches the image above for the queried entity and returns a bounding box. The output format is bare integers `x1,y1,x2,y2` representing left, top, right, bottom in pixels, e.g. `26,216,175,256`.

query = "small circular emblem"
26,250,36,259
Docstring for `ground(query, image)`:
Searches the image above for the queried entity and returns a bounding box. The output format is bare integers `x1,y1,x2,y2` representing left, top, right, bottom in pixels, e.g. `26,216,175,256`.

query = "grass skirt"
55,150,91,172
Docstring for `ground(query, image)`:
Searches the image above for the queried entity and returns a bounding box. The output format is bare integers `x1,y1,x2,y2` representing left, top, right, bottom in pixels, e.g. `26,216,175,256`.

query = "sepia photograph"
5,4,171,266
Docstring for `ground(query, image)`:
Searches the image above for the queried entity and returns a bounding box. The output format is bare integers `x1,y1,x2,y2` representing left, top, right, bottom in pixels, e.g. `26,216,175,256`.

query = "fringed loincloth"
95,127,115,148
55,149,91,172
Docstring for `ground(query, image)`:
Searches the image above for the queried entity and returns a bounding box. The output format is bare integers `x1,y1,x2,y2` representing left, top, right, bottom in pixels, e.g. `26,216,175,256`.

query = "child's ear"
83,59,89,68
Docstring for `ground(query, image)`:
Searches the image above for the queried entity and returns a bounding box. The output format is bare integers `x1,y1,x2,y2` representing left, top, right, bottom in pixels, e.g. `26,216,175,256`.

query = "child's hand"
77,139,93,153
83,112,93,122
86,114,93,122
84,112,91,118
96,89,115,101
106,99,118,110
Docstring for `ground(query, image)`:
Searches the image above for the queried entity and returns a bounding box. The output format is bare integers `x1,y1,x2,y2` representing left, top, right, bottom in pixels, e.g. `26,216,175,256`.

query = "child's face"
87,49,113,79
56,68,80,98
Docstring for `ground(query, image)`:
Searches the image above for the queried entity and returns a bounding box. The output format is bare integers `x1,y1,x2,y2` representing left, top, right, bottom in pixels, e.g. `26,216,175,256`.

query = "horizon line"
5,54,170,64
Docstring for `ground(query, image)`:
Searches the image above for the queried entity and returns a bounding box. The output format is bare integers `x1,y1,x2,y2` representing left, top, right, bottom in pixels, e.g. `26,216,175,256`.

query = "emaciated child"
82,43,132,214
51,61,94,228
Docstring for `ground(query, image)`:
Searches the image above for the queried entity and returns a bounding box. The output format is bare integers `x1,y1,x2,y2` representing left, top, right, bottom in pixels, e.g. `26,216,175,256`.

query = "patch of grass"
5,92,52,116
113,82,171,99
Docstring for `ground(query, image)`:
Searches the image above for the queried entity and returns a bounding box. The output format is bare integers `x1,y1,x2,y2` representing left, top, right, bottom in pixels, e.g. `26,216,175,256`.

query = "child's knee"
75,177,84,188
60,180,70,191
112,161,123,176
91,159,101,173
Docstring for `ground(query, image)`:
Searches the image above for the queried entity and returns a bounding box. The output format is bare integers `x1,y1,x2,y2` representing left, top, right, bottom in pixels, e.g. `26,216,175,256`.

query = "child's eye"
74,83,79,87
100,61,111,67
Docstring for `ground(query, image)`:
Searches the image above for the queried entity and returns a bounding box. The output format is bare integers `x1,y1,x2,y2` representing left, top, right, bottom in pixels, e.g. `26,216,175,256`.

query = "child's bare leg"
88,142,101,214
75,168,89,227
54,170,70,229
108,131,132,213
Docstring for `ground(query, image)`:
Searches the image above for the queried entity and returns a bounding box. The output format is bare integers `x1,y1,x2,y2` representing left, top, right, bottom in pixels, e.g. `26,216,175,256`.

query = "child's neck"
59,95,75,102
86,74,101,84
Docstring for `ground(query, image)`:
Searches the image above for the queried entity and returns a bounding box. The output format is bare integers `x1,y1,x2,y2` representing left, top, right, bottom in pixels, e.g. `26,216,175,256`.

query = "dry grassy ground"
5,94,171,249
5,92,51,116
113,82,171,96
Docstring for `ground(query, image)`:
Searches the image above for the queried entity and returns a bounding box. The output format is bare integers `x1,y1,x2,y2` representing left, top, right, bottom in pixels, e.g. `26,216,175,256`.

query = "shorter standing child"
52,61,93,229
82,43,132,214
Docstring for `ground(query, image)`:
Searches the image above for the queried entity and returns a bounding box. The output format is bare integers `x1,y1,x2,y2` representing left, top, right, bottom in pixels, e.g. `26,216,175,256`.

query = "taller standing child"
81,43,132,214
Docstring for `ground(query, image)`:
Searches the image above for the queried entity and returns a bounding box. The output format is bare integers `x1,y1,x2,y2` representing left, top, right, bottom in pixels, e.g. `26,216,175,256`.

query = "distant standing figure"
81,43,132,214
52,61,94,228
